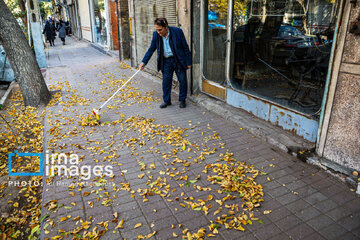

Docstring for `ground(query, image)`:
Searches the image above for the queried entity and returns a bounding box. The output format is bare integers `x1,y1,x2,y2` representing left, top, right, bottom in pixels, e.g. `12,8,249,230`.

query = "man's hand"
187,65,192,69
139,63,145,70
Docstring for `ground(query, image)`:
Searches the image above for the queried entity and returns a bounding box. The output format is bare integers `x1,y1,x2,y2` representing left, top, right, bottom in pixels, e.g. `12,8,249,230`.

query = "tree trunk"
0,0,51,107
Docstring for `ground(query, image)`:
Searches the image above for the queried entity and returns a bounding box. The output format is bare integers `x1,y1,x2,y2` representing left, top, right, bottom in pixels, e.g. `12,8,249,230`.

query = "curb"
188,93,315,153
0,81,16,109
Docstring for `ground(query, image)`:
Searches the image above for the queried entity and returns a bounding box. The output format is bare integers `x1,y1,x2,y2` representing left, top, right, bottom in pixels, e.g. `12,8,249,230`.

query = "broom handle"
99,69,141,110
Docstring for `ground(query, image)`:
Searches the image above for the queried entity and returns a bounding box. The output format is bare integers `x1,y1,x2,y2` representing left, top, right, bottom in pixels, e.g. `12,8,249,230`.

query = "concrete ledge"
308,156,359,192
90,42,108,55
0,81,16,109
188,93,315,153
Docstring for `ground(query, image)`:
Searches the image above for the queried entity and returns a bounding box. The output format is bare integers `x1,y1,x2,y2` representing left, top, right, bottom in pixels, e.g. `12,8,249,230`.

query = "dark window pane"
231,0,340,116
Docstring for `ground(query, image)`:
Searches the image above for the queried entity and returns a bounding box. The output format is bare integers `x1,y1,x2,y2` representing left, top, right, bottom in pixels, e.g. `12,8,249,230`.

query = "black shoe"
179,101,186,108
160,102,171,108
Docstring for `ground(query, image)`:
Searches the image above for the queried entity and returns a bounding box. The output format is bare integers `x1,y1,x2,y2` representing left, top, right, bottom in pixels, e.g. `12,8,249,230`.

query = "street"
38,37,360,240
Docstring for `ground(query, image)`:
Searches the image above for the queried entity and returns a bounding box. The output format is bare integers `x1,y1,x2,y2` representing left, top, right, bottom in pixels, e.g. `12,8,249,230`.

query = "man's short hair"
154,18,168,27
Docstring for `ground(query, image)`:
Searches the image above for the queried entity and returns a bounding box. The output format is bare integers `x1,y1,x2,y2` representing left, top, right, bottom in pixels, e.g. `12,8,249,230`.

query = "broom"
92,69,141,121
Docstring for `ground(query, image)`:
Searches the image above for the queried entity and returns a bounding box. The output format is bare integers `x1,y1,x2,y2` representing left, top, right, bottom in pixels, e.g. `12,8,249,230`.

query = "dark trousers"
162,57,187,103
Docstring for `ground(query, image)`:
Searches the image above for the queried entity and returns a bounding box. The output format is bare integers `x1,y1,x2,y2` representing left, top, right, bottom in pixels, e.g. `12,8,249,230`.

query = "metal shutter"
134,0,178,73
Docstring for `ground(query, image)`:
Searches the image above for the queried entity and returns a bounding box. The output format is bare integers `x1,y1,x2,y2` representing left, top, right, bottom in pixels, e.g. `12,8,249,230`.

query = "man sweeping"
139,18,192,108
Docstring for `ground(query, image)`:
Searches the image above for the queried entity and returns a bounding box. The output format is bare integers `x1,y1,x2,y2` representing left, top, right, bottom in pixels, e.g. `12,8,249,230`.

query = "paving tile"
342,198,360,213
156,227,182,240
267,186,289,198
145,207,173,222
326,207,351,221
303,192,328,205
295,206,322,221
285,199,310,213
275,214,302,231
181,215,210,231
337,215,360,231
277,192,301,205
307,214,335,231
276,175,299,185
174,209,204,223
336,232,360,240
260,198,283,210
268,233,291,240
149,215,178,232
120,206,144,221
318,223,349,240
112,200,138,213
301,232,327,240
252,224,282,240
352,226,360,238
312,178,334,190
98,230,123,240
266,207,293,222
313,199,339,213
286,223,315,240
262,180,282,190
219,229,253,240
284,180,307,191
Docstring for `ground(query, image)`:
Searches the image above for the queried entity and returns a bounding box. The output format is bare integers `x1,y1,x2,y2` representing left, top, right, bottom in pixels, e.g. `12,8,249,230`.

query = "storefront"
91,0,109,46
199,0,342,142
78,0,92,41
67,0,81,40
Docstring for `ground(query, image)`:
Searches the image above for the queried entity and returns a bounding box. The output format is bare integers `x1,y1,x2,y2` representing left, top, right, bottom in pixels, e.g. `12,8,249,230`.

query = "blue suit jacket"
141,27,192,72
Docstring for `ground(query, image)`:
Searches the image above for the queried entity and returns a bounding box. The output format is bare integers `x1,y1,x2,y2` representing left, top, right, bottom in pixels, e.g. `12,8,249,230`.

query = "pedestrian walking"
43,21,56,46
65,20,71,35
139,18,192,109
58,23,66,45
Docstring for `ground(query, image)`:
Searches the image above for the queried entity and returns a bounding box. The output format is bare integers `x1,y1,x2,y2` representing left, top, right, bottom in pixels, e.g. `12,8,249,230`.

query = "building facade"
88,0,360,174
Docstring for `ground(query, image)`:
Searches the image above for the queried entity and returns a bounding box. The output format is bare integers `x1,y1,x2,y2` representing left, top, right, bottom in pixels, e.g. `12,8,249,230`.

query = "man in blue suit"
139,18,192,108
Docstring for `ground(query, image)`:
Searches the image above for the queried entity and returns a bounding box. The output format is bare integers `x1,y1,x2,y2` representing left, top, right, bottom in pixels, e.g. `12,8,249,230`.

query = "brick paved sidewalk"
40,37,360,240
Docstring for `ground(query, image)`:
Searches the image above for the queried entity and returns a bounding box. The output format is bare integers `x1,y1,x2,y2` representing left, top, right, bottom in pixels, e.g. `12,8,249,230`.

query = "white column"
26,0,47,68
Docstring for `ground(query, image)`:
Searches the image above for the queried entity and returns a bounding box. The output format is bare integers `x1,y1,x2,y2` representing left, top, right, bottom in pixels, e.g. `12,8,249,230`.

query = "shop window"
203,0,228,84
230,0,340,115
93,0,107,46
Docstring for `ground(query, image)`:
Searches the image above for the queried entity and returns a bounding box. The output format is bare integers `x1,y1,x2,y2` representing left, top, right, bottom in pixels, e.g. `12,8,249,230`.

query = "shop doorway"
201,0,342,141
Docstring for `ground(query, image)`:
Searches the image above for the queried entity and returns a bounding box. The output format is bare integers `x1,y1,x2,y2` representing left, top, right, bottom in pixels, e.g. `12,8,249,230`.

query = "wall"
118,0,130,59
178,0,191,94
78,0,92,42
109,1,119,50
322,1,360,170
192,0,201,93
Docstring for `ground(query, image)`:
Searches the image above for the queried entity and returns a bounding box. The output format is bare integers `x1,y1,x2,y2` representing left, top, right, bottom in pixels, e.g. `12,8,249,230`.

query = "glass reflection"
231,0,339,116
94,0,107,46
204,0,228,83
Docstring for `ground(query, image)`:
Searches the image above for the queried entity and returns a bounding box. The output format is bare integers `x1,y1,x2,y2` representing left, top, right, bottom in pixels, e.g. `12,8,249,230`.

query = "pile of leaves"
0,89,61,239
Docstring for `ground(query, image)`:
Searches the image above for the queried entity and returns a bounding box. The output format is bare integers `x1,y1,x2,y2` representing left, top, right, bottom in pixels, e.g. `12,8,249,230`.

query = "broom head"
92,108,100,121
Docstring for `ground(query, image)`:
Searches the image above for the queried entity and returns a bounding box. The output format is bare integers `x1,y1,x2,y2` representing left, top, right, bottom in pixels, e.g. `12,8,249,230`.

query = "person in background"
58,23,66,45
43,21,56,46
139,18,192,109
65,20,71,35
